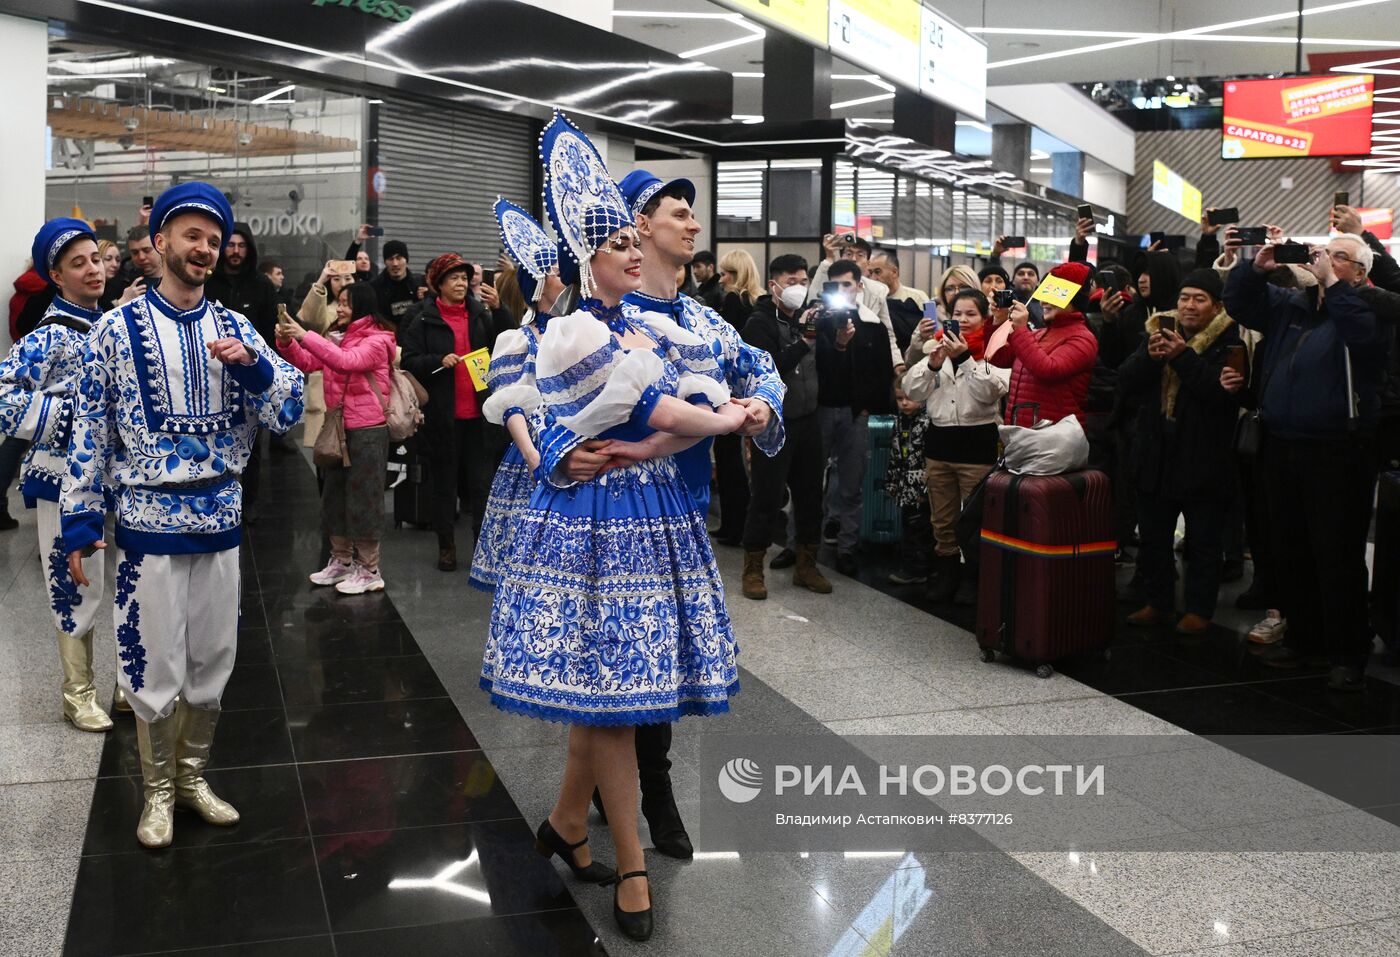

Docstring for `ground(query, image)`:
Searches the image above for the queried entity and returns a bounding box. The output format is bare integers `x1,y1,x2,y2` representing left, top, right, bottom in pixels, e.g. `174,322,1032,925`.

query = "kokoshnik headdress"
539,111,633,298
493,197,559,305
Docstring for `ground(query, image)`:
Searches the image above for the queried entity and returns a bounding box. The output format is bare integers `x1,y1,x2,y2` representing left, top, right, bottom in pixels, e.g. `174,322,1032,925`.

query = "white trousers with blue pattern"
36,499,104,637
111,546,240,723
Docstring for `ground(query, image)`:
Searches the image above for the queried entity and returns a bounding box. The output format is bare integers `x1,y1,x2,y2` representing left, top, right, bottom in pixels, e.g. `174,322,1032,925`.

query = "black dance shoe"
534,819,617,884
609,870,654,942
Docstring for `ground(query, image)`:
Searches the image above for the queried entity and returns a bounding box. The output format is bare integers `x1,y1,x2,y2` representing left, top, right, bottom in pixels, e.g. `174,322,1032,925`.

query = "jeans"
1262,432,1378,668
819,407,868,555
743,412,823,551
1136,492,1227,619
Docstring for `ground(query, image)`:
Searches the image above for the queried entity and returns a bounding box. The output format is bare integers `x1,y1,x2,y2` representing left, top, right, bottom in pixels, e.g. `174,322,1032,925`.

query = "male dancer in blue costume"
62,182,304,847
560,170,786,858
0,219,118,731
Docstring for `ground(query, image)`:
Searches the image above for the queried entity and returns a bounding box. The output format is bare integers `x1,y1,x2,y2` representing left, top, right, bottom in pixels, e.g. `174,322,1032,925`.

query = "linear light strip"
987,0,1395,69
831,92,897,110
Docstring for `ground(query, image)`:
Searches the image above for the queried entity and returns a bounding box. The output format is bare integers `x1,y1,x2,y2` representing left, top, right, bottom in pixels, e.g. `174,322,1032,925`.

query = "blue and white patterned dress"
480,301,739,725
469,315,550,592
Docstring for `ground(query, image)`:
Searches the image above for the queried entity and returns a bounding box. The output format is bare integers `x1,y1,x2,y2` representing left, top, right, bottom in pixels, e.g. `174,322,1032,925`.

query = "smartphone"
142,195,153,207
1157,313,1177,335
1207,207,1240,226
366,225,385,238
326,259,356,276
1334,190,1350,207
1225,344,1247,375
993,288,1016,309
1076,203,1093,221
838,233,858,246
1232,226,1268,246
482,269,496,286
1161,234,1187,250
1002,235,1027,249
943,319,961,340
1273,242,1311,264
1096,270,1120,295
822,280,850,309
1149,231,1166,245
920,300,941,335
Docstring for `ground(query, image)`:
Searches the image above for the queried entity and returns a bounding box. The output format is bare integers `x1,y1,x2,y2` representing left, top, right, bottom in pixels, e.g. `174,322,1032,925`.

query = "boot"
952,570,979,606
136,713,179,847
742,549,767,600
113,683,133,713
174,704,240,826
641,779,693,860
926,555,960,603
57,629,112,732
0,501,17,531
792,544,832,594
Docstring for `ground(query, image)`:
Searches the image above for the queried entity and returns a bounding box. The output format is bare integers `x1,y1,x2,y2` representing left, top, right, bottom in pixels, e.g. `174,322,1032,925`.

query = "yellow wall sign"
464,347,492,392
719,0,828,45
1031,275,1081,309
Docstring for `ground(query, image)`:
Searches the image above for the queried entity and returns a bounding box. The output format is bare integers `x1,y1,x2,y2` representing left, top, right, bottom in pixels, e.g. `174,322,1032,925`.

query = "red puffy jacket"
9,268,47,342
991,311,1099,427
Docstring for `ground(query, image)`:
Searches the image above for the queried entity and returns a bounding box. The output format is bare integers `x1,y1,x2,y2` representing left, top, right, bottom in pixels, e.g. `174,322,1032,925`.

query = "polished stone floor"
1,445,1398,956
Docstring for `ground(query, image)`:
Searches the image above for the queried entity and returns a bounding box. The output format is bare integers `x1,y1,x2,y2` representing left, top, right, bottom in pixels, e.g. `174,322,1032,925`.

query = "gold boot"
136,714,179,847
174,704,240,826
113,682,133,712
57,629,113,732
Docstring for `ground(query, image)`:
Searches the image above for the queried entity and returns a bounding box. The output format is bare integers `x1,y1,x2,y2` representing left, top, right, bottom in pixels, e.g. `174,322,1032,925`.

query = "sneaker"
822,520,839,546
888,567,928,585
309,558,354,586
1248,613,1287,644
335,566,385,595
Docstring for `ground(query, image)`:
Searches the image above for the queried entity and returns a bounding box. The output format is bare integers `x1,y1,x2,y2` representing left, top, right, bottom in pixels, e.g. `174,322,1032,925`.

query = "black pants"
900,501,933,574
712,433,749,537
430,417,494,548
636,722,672,798
242,430,263,508
1137,491,1227,618
1262,432,1378,668
1238,451,1278,604
743,411,824,550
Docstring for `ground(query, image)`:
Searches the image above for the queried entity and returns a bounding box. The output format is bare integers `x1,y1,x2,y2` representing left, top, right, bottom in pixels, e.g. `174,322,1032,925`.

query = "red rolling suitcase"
975,469,1116,677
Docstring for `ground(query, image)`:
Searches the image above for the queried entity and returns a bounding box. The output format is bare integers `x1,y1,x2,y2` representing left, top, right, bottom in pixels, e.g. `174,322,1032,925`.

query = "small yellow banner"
463,347,491,392
1031,274,1081,309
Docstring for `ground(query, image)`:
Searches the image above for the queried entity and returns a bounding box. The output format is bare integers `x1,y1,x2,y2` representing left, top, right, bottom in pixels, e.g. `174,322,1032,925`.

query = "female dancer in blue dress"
469,198,567,591
481,113,751,941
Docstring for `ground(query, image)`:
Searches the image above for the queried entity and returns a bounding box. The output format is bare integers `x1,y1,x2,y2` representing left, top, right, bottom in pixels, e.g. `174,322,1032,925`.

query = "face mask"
778,283,808,311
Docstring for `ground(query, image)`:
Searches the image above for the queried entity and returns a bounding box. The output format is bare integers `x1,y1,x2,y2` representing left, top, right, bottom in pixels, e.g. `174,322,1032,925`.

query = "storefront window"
46,36,363,293
716,161,767,239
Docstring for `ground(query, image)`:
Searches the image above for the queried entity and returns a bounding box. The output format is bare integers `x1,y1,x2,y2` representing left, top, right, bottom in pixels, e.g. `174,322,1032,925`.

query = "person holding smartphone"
901,289,1008,603
1117,270,1244,635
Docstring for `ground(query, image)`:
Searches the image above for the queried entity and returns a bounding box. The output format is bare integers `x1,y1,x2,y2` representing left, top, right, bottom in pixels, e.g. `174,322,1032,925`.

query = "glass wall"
46,35,364,295
716,153,1085,296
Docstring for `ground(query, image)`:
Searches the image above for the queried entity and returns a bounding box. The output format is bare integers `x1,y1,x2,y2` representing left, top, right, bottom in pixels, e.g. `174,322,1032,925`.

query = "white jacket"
901,352,1009,428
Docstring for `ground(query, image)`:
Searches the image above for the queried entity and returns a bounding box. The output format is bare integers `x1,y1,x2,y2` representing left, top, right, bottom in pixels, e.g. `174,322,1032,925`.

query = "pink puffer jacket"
278,316,397,430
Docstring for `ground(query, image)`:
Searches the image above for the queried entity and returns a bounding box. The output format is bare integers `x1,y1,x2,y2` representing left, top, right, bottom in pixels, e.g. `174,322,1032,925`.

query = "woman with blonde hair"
718,249,764,330
905,264,979,366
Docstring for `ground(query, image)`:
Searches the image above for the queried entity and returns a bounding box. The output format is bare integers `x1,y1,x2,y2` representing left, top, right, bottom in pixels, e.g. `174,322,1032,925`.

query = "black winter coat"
398,296,500,452
1117,314,1243,501
206,225,280,344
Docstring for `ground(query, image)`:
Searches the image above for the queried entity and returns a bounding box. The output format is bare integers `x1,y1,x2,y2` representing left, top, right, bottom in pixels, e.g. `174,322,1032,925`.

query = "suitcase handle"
1009,402,1040,428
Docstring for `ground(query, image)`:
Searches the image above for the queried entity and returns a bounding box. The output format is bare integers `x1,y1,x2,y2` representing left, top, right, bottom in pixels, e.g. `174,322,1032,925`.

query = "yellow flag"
1031,274,1081,309
463,347,491,392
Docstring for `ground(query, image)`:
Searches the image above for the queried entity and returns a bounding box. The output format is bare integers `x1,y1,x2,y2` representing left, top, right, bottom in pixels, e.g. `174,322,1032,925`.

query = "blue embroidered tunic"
481,303,739,725
60,288,304,556
0,296,101,507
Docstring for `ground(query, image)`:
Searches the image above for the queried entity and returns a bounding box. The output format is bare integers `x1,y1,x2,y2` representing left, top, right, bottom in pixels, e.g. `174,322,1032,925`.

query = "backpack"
365,365,425,441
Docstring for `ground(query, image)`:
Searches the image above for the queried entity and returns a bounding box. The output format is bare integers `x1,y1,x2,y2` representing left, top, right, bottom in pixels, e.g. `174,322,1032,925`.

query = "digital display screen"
1222,74,1374,159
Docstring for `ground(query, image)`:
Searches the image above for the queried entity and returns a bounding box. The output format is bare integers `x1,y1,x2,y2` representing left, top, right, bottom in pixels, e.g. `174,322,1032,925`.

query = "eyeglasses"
1327,249,1358,265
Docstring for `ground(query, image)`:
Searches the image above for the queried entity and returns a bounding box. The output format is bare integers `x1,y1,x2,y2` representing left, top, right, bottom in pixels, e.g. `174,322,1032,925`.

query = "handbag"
312,405,350,468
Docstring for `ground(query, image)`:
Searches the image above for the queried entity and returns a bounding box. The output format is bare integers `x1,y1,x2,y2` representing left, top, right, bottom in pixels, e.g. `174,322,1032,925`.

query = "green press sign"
311,0,414,23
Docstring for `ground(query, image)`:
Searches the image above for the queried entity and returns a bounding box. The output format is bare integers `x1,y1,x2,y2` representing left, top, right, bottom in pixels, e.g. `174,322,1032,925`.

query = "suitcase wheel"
1034,663,1055,679
979,647,996,664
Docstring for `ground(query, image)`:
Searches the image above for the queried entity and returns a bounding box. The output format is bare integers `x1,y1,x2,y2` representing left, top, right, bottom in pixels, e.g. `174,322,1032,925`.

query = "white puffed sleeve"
536,311,667,439
481,328,541,425
633,310,731,408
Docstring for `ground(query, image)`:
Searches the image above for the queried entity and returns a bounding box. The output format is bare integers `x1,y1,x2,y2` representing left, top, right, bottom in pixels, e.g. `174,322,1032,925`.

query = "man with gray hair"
1223,227,1390,691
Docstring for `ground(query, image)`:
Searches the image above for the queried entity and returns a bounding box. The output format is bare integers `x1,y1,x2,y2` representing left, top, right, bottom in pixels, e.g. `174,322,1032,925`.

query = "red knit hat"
1048,260,1093,311
426,252,470,292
